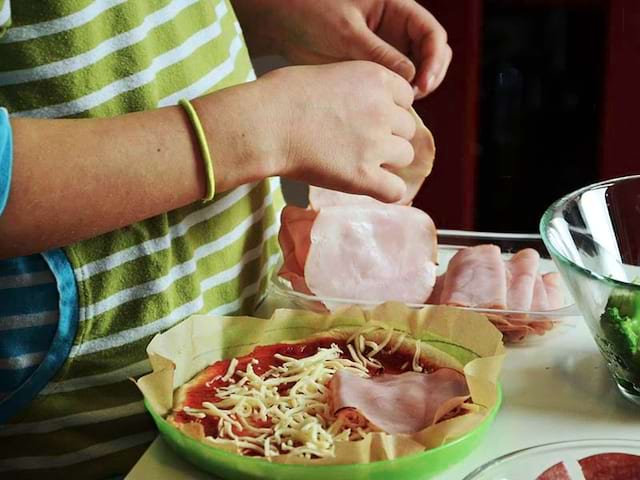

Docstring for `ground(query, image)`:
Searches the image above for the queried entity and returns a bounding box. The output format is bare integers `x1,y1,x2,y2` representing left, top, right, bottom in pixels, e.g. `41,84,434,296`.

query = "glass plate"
463,438,640,480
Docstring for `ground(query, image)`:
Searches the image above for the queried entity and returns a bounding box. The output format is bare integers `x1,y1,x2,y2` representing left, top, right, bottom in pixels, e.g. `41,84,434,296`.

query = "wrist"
194,80,286,192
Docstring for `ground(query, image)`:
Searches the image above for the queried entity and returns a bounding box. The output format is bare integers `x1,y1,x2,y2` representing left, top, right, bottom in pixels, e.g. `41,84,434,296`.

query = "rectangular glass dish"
259,230,581,343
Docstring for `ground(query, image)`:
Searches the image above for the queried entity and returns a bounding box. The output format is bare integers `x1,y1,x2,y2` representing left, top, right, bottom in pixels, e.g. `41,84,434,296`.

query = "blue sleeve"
0,107,13,216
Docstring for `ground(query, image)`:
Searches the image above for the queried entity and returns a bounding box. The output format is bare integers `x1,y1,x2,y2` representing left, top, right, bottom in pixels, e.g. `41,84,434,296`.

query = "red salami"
579,452,640,480
536,461,571,480
536,453,640,480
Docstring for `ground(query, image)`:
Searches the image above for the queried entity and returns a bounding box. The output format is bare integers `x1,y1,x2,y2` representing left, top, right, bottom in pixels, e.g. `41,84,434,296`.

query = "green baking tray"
145,384,502,480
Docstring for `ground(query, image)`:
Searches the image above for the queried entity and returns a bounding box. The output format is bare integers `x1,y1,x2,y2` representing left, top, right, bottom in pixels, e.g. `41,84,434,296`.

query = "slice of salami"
536,461,571,480
580,452,640,480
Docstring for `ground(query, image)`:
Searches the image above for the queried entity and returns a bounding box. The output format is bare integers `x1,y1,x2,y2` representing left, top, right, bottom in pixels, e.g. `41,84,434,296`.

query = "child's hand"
197,61,415,203
260,62,416,202
267,62,416,203
234,0,451,98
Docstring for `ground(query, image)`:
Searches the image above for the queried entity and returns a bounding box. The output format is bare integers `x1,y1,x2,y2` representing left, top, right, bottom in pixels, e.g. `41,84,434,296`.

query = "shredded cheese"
221,357,239,383
366,327,393,358
412,338,423,372
183,407,206,419
181,325,427,459
185,344,371,458
388,332,407,354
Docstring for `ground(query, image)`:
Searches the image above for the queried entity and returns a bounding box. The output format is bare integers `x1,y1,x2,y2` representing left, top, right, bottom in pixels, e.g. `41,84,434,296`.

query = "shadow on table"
558,351,640,414
503,351,640,420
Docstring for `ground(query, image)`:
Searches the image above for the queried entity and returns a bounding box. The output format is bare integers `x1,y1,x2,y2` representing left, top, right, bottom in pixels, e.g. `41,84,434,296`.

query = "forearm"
0,60,418,259
0,82,277,259
0,108,205,258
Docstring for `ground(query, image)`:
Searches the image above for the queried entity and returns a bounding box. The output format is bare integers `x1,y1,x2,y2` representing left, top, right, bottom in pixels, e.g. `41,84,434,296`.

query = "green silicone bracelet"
179,98,215,202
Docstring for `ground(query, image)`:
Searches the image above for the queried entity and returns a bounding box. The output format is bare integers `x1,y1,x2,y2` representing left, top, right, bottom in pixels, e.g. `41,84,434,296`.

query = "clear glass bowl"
541,175,640,404
463,439,640,480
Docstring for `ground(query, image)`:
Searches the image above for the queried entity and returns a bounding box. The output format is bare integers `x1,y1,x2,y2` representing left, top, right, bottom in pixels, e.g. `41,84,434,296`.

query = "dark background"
413,0,640,233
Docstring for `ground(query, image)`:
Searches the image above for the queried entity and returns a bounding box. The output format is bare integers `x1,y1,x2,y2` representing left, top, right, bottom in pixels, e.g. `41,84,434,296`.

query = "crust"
167,415,206,440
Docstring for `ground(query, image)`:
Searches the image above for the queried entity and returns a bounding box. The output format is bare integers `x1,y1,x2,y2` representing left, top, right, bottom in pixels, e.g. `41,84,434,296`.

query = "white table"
440,317,640,479
126,316,640,480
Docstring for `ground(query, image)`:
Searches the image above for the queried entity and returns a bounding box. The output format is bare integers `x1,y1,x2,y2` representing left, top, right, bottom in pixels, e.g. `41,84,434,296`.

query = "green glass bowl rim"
539,174,640,291
144,382,502,472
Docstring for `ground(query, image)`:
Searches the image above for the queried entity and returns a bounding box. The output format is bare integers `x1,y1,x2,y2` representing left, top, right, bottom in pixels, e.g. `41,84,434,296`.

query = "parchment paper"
136,302,504,465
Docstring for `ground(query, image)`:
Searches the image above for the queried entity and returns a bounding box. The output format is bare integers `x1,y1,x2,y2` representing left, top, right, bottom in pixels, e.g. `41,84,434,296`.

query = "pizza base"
172,327,463,411
167,326,466,457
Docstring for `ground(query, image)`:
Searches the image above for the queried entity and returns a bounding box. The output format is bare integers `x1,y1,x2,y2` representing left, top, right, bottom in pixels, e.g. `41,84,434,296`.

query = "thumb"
351,28,416,82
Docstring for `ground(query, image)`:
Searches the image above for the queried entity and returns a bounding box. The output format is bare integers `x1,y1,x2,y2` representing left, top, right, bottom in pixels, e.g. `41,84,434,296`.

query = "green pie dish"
145,384,502,480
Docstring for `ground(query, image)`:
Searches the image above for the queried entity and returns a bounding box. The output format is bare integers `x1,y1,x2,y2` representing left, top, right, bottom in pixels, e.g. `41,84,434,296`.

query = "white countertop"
126,315,640,480
439,318,640,479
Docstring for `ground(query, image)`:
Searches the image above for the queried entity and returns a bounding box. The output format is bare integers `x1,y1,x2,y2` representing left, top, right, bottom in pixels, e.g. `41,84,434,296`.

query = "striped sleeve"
0,1,10,37
0,107,11,215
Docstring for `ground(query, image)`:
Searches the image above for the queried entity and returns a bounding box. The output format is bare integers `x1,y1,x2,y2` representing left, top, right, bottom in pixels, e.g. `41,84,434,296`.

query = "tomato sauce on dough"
171,337,438,437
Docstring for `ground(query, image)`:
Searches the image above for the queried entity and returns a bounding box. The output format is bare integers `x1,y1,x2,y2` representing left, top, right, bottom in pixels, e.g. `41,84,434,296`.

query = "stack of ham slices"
278,200,565,343
430,246,564,342
278,114,565,342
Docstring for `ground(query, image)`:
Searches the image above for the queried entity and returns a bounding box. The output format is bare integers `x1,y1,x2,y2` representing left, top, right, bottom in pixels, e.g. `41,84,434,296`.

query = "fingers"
385,69,415,109
415,43,452,99
351,25,417,84
389,106,416,140
428,44,453,93
365,134,414,203
366,169,407,203
381,135,414,169
405,3,451,97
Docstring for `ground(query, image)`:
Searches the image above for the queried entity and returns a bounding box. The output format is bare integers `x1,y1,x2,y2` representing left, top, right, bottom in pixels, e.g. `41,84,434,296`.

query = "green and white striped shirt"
0,1,284,478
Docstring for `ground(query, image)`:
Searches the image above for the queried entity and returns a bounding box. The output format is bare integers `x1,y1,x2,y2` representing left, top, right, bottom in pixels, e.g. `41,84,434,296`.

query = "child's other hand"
261,61,415,203
235,0,451,99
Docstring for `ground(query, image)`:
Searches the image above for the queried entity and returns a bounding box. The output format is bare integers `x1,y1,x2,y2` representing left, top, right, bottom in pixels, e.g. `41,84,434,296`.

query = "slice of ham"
277,206,316,294
493,271,556,342
440,245,507,309
497,272,563,343
543,272,565,309
531,274,550,311
329,368,469,434
494,319,538,344
304,205,437,305
506,248,540,311
308,109,436,209
427,274,445,304
393,109,436,203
